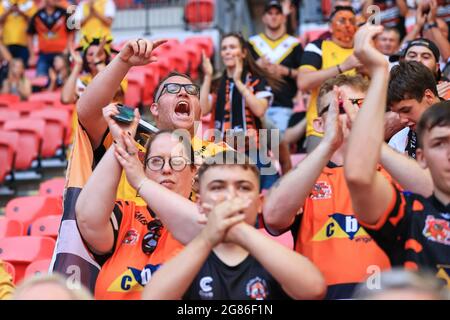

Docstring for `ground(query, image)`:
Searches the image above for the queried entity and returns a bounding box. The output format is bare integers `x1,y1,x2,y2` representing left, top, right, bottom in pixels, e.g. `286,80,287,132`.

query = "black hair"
387,61,439,108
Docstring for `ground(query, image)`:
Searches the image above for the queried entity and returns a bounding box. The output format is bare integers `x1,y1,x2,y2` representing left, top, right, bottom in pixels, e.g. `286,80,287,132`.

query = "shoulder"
304,39,324,52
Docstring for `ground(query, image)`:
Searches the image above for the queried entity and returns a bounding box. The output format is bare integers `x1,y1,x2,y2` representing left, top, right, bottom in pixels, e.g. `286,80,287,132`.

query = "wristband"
337,64,343,74
136,179,148,197
424,22,438,31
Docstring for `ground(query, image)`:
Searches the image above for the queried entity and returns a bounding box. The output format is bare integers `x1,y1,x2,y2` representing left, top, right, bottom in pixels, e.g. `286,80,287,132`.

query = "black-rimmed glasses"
156,83,200,101
145,156,190,172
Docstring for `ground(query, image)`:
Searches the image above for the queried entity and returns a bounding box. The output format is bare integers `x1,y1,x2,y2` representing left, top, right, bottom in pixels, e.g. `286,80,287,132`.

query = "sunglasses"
318,98,364,117
145,156,190,172
142,219,163,255
156,83,200,102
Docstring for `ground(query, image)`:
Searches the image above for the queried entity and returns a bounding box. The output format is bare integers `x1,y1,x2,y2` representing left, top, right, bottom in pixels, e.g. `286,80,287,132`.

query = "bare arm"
345,25,396,226
230,223,326,300
75,146,120,254
380,143,433,197
114,131,204,245
61,64,82,104
200,51,213,116
142,198,248,300
264,101,342,233
234,79,269,118
282,117,306,146
77,39,165,149
396,0,408,17
18,78,31,100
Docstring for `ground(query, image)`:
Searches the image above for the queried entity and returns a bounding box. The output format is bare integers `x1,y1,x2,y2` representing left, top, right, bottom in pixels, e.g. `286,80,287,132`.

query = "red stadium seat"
30,215,61,239
0,109,21,128
24,259,52,279
0,217,24,238
166,50,189,74
5,195,62,232
152,39,181,56
2,260,15,283
0,130,19,182
184,0,215,29
8,101,46,115
153,56,172,83
38,177,65,197
29,108,70,157
184,43,202,79
0,94,20,108
3,118,45,170
0,236,56,283
124,76,143,107
184,36,214,58
29,92,62,106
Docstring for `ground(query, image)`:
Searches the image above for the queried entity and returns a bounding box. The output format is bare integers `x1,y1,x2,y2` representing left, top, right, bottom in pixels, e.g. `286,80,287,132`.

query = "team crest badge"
246,277,268,300
310,181,332,200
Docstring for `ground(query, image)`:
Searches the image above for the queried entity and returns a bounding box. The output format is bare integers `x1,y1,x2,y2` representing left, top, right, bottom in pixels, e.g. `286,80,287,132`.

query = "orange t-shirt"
93,200,184,300
291,164,391,298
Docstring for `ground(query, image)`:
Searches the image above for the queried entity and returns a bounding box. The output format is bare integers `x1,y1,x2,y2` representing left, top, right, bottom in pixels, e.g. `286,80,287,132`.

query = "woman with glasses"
201,33,284,190
75,104,197,300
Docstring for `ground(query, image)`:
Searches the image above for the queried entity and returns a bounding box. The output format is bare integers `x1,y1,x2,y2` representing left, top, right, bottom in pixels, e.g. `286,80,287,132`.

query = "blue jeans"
36,53,59,77
7,45,29,68
265,106,293,136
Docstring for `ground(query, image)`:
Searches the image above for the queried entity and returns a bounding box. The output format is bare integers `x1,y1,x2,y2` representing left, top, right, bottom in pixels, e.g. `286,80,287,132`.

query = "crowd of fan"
1,0,450,300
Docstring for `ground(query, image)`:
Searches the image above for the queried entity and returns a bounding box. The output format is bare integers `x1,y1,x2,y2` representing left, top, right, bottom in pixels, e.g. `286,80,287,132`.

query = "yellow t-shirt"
0,260,14,300
79,0,114,39
300,39,356,137
0,0,37,46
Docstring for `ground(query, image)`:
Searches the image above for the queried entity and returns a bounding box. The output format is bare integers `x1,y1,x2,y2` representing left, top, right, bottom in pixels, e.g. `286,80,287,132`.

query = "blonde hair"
12,273,93,300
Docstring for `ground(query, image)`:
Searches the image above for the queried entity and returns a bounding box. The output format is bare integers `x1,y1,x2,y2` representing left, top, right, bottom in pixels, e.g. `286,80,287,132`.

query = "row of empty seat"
123,36,214,107
0,93,74,184
0,177,64,283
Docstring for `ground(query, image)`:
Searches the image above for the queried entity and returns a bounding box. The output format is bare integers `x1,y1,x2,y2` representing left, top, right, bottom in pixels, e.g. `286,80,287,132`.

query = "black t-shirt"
363,186,450,287
248,34,303,109
183,252,291,300
287,111,306,153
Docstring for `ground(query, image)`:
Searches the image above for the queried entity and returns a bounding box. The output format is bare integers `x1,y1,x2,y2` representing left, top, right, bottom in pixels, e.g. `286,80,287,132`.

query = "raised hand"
69,46,83,67
341,54,363,73
114,131,147,190
118,38,167,67
353,23,387,75
233,56,244,83
197,197,249,248
93,36,107,64
102,104,140,146
202,50,213,77
322,86,344,152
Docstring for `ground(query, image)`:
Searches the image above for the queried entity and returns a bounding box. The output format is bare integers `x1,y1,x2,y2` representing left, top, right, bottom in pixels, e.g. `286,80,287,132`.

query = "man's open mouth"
175,101,191,117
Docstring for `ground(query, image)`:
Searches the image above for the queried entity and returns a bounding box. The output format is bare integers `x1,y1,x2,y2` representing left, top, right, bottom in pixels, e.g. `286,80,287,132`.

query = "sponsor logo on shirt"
107,264,161,293
423,216,450,246
310,181,332,200
312,213,372,242
246,277,268,300
436,265,450,288
198,276,213,299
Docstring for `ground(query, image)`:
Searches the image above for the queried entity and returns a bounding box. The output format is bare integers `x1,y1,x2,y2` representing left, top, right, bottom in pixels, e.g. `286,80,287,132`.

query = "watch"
424,22,438,31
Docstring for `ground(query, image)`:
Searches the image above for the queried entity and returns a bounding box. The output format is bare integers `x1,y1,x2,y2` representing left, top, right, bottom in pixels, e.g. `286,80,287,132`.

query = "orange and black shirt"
27,7,72,54
90,200,184,300
360,186,450,288
287,163,391,299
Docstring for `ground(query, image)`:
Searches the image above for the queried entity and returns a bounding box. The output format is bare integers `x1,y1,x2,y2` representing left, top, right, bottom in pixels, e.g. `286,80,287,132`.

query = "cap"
264,0,282,13
403,38,441,62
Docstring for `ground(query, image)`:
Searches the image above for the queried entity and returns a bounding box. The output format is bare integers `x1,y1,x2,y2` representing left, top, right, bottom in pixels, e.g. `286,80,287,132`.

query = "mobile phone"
112,105,135,124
